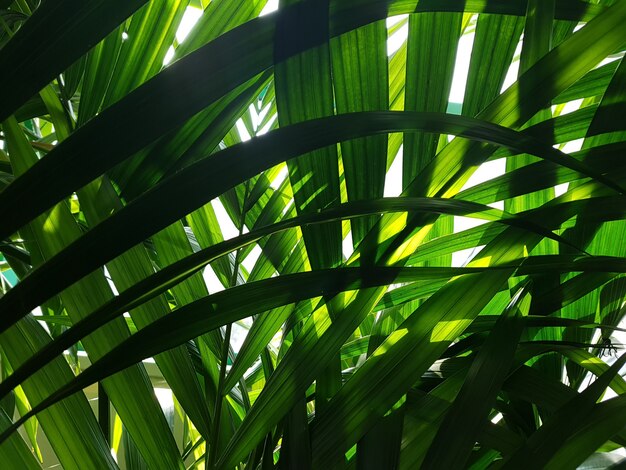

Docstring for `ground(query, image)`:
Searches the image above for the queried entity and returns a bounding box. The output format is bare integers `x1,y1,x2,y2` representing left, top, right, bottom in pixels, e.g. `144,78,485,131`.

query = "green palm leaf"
1,0,625,467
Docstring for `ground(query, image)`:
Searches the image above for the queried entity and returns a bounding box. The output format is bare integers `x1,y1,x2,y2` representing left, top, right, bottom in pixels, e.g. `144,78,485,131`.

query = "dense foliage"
1,0,626,468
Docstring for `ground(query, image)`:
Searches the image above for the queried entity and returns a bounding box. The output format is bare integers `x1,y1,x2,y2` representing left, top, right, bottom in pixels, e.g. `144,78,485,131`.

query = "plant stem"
207,181,251,468
207,322,232,468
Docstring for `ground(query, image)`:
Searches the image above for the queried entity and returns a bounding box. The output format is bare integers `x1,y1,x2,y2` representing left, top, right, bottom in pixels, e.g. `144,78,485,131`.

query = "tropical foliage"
1,0,626,468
